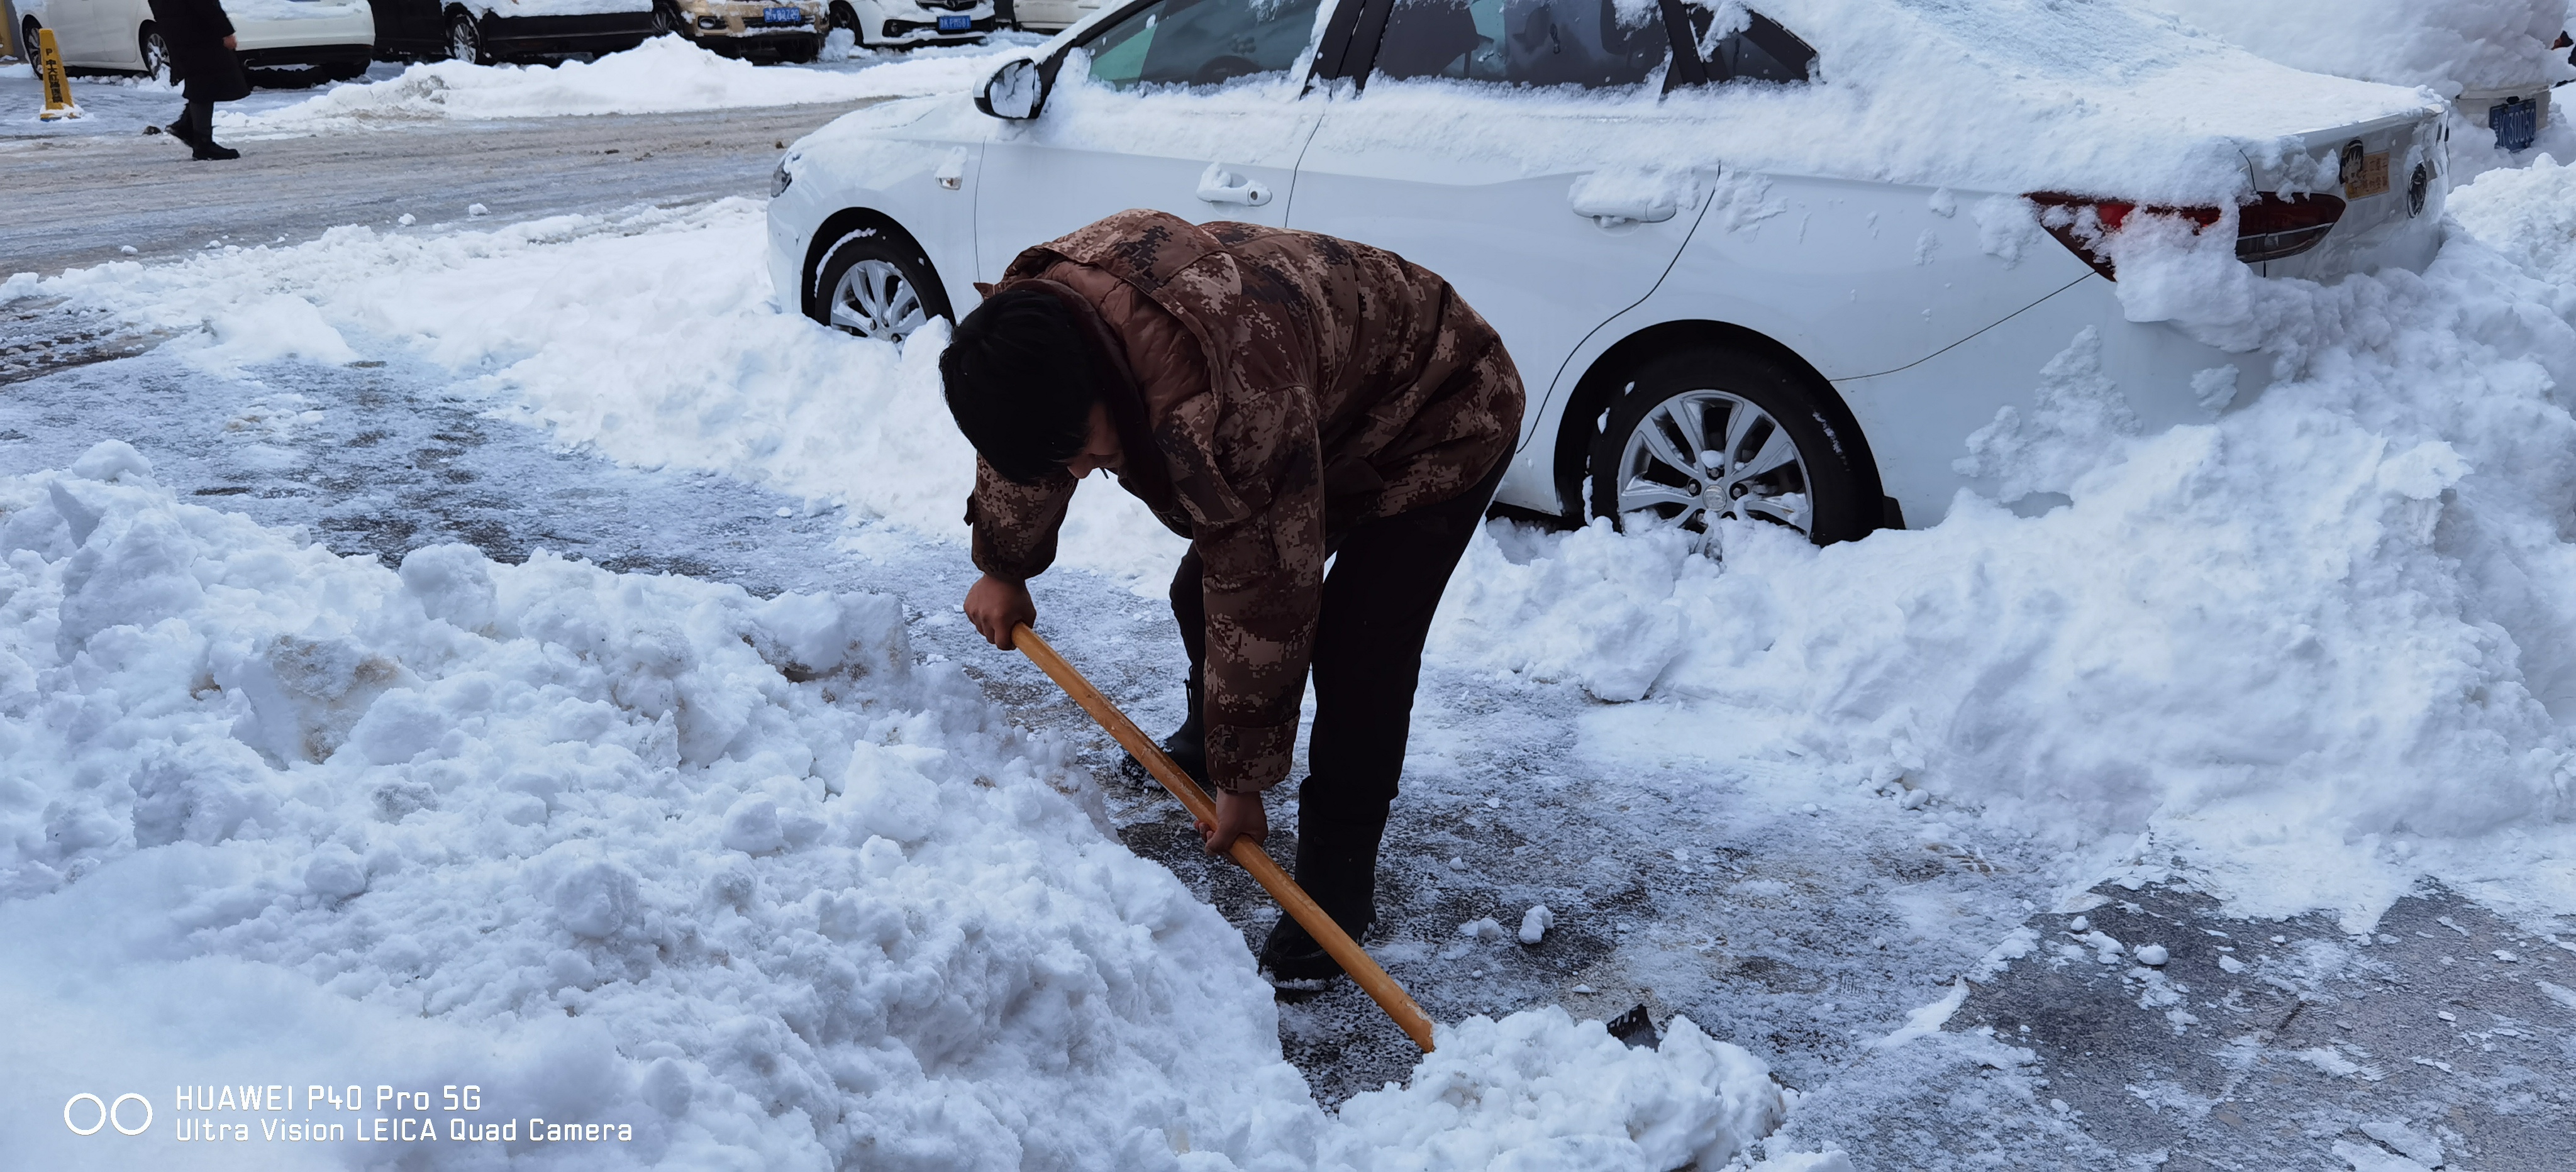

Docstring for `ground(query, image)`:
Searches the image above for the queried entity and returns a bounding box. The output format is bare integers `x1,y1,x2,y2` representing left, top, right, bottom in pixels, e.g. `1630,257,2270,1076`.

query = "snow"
0,201,1181,585
2135,0,2574,94
221,0,373,21
16,151,2576,941
221,37,1011,133
0,441,1790,1169
1235,0,2444,205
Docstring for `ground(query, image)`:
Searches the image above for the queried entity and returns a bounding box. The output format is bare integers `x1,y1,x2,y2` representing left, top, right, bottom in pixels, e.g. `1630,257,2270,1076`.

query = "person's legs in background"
188,96,238,160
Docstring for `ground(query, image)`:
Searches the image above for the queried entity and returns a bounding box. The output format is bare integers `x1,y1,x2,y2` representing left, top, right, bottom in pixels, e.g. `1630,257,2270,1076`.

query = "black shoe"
1121,711,1206,789
1258,909,1373,986
192,143,240,161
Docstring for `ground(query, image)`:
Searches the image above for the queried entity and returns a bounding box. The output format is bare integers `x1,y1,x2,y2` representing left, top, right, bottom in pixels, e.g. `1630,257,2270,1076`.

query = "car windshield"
1370,0,1670,89
1083,0,1326,91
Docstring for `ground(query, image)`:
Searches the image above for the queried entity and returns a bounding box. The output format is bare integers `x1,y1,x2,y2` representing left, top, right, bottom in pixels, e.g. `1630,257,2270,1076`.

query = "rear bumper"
1835,277,2274,526
237,43,374,69
479,12,660,55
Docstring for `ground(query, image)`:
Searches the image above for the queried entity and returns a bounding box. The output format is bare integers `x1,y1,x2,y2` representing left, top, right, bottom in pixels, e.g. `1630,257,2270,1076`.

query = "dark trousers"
1169,458,1505,929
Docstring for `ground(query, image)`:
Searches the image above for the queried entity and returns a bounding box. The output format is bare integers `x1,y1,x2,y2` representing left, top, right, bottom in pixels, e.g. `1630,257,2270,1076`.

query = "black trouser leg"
187,98,217,152
1294,460,1504,924
1170,460,1505,967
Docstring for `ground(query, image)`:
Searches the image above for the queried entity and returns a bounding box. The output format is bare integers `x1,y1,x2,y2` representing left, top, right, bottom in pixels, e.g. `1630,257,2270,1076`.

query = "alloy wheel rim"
450,23,477,61
143,33,169,82
828,260,926,341
1613,389,1814,550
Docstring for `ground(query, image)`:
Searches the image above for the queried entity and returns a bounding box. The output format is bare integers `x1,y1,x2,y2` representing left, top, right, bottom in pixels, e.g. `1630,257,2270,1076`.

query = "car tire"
447,11,489,64
1587,342,1877,548
833,2,865,45
809,229,952,343
652,1,685,37
140,25,172,84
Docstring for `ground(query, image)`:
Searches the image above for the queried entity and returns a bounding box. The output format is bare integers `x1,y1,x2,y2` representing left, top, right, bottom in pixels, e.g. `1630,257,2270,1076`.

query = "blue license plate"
936,13,971,30
763,6,800,22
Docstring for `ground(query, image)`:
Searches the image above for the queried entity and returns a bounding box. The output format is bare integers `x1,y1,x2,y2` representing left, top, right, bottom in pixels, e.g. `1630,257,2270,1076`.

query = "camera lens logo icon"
64,1093,152,1136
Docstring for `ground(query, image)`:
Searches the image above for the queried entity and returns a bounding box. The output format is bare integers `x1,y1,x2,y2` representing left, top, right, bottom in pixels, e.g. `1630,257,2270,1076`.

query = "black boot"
163,113,200,148
1258,809,1384,985
193,142,241,160
1123,670,1206,788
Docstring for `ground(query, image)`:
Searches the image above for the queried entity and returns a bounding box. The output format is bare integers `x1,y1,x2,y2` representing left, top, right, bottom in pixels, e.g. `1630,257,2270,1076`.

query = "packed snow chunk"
2133,943,2171,966
1458,916,1508,942
1519,904,1555,944
1338,1009,1784,1172
196,293,362,372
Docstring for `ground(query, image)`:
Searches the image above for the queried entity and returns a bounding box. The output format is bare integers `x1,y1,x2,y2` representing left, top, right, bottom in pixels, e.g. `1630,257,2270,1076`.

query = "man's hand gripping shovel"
1009,624,1437,1053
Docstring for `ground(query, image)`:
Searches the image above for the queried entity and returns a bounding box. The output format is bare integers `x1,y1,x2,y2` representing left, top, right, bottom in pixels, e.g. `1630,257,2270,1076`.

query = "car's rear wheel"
1588,343,1876,551
447,13,488,64
810,229,950,343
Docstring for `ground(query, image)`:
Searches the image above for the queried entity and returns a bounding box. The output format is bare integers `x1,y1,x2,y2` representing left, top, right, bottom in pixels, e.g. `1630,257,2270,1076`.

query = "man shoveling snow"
943,210,1524,987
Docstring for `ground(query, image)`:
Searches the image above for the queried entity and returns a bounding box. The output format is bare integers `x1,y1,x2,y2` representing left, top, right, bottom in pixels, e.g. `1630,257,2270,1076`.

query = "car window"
1370,0,1670,89
1678,3,1814,84
1082,0,1327,91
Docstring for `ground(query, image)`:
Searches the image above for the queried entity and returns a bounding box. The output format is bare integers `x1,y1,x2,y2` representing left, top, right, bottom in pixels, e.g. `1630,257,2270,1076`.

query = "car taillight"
2024,192,2346,279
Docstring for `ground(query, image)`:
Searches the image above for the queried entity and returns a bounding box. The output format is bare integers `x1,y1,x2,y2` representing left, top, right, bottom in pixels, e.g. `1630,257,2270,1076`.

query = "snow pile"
0,201,1183,582
221,36,1006,132
1436,157,2576,924
2136,0,2574,94
0,444,1792,1169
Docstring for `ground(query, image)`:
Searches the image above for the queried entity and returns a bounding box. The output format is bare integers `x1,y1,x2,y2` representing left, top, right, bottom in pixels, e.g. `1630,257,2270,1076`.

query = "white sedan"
767,0,2447,543
19,0,374,83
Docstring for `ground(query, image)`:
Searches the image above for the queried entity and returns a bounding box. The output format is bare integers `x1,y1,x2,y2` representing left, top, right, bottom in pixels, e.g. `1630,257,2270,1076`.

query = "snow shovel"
1011,623,1438,1053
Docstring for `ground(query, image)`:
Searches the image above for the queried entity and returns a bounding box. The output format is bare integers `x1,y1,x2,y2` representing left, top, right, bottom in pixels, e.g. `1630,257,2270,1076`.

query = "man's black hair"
940,289,1097,485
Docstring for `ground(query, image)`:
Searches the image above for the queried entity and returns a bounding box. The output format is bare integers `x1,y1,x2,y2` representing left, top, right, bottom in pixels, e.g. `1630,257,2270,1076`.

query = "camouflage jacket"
965,210,1525,793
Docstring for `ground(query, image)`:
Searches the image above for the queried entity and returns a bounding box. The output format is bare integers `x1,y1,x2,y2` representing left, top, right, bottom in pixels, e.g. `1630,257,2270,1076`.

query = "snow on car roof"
1299,0,2447,206
2135,0,2576,94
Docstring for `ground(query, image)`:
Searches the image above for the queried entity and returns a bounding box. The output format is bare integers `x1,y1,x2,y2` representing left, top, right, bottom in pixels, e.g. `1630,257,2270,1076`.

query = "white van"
17,0,374,84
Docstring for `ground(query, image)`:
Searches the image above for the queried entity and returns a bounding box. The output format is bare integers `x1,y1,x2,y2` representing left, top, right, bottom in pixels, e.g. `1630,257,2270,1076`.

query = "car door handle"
1567,172,1692,228
1197,162,1272,207
1567,193,1679,228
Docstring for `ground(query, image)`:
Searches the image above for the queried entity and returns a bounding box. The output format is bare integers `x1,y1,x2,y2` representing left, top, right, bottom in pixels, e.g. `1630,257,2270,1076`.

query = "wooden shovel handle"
1011,624,1436,1053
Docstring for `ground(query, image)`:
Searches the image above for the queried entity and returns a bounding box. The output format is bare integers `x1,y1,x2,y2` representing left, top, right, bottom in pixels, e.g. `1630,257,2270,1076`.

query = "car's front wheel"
810,229,950,343
1588,343,1877,550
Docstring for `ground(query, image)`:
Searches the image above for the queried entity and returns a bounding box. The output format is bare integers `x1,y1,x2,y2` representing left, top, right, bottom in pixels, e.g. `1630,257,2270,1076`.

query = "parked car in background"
653,0,824,61
1003,0,1099,33
768,0,2448,548
823,0,993,49
367,0,657,62
19,0,372,83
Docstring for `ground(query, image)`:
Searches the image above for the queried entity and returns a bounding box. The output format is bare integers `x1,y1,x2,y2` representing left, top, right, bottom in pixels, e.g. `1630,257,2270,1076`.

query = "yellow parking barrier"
38,28,82,121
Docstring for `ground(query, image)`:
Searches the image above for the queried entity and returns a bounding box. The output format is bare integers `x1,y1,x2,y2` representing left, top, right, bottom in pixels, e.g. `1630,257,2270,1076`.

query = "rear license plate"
937,13,971,30
2340,145,2390,199
763,6,800,23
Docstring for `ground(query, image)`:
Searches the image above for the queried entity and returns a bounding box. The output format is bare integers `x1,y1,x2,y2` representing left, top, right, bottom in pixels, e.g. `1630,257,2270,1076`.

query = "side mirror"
977,58,1049,121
